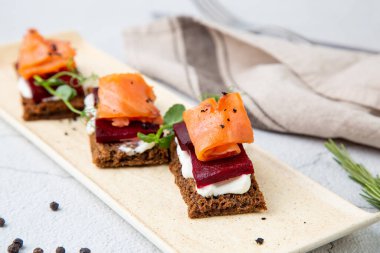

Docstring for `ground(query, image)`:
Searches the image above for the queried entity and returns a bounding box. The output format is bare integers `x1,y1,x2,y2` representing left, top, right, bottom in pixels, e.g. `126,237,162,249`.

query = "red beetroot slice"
190,144,253,188
95,119,159,143
27,70,84,103
174,121,254,188
173,122,193,151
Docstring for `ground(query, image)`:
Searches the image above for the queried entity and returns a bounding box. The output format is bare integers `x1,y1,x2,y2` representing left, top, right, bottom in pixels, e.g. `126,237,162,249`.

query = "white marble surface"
0,0,380,252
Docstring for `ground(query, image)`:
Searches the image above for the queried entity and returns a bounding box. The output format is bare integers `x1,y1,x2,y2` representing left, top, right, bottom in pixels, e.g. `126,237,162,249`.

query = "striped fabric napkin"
124,16,380,149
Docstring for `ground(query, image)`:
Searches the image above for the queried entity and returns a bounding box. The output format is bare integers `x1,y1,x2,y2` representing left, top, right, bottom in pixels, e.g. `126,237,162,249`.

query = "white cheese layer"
119,141,155,156
175,139,193,178
18,77,59,102
41,96,60,102
18,78,33,98
84,93,96,135
175,138,251,197
196,174,251,197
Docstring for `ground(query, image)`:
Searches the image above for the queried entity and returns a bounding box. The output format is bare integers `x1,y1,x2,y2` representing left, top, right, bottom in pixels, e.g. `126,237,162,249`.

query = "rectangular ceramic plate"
0,32,379,253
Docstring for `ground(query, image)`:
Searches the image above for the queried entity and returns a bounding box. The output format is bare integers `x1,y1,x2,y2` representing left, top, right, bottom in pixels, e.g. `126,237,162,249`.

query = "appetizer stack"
16,29,85,120
170,93,266,218
86,73,170,168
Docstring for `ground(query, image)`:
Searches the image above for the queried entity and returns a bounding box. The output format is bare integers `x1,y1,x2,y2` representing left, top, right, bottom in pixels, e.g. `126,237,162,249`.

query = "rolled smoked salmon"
183,93,253,161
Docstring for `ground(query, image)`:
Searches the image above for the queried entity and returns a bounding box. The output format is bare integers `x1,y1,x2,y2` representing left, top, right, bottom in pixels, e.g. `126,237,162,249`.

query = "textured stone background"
0,0,379,252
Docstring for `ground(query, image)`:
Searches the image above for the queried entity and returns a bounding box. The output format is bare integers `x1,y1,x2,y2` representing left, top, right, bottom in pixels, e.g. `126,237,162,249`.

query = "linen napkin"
124,16,380,149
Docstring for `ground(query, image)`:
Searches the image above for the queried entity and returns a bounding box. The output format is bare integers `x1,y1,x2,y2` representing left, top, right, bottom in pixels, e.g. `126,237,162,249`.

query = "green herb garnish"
199,86,239,102
325,139,380,210
137,104,186,148
200,92,221,102
33,71,98,118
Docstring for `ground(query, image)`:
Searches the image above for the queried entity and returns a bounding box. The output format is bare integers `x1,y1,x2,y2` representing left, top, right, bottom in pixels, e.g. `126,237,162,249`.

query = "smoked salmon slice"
183,92,253,161
97,73,163,126
17,29,76,79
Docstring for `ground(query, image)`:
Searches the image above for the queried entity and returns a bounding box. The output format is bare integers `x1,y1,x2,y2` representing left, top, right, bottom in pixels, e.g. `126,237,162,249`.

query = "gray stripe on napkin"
177,17,227,95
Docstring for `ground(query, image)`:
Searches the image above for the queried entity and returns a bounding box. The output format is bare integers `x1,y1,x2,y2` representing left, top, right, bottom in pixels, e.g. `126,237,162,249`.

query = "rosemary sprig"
325,139,380,210
33,71,97,118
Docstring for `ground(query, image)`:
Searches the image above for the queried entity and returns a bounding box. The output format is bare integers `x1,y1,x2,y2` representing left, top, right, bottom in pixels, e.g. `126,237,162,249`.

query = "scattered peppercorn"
56,246,65,253
64,132,68,136
7,243,20,253
220,124,225,129
222,91,228,95
80,248,91,253
200,108,208,113
233,108,237,113
0,217,5,227
261,217,266,220
50,201,59,211
255,237,264,245
224,109,227,111
227,118,230,122
145,98,153,103
33,248,44,253
13,238,23,248
304,221,307,224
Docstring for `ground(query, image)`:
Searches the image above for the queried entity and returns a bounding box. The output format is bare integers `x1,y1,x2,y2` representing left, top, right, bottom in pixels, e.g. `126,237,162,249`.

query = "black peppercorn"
56,246,65,253
50,201,59,211
13,238,23,247
233,108,237,113
0,217,5,227
255,238,264,245
8,244,20,253
220,124,225,129
80,248,91,253
33,248,44,253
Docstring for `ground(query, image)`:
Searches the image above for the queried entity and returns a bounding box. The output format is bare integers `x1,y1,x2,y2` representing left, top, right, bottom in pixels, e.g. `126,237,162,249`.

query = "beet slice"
190,144,253,188
95,119,159,143
26,70,84,103
173,122,193,151
174,121,254,187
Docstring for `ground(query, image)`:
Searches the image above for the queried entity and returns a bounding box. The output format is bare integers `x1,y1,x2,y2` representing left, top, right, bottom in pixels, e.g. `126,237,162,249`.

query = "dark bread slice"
169,141,266,218
89,134,169,168
22,96,84,121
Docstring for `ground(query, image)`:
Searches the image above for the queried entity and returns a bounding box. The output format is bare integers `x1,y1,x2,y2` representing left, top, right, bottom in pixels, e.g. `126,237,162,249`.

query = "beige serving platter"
0,32,379,253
